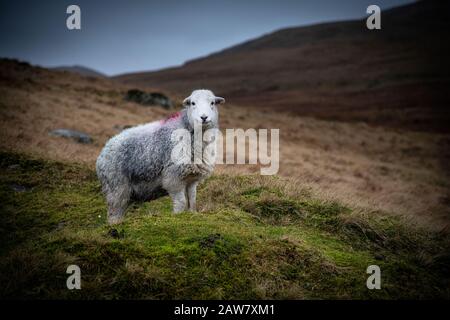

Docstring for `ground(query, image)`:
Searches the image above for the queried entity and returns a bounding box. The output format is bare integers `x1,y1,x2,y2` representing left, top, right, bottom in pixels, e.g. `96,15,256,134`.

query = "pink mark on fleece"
160,111,181,124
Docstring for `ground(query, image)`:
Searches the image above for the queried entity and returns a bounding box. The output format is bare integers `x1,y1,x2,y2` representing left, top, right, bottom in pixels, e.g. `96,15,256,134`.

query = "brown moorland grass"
0,58,449,230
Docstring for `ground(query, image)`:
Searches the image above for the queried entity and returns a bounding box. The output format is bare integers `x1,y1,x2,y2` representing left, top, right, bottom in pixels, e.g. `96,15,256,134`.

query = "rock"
374,253,385,261
108,228,125,239
125,89,173,109
10,184,29,192
8,164,20,170
113,124,133,132
55,221,66,231
49,129,93,144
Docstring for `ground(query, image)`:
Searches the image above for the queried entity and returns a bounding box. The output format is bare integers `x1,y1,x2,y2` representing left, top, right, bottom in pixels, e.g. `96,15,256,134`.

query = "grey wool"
96,89,225,224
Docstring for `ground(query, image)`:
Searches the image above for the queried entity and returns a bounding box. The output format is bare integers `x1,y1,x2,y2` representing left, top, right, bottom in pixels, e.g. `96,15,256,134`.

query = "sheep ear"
183,97,191,106
214,97,225,105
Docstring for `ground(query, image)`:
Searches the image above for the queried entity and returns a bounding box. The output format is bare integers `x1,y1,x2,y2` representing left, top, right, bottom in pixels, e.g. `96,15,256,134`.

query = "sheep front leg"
169,189,187,213
186,182,198,212
107,205,127,225
106,184,131,225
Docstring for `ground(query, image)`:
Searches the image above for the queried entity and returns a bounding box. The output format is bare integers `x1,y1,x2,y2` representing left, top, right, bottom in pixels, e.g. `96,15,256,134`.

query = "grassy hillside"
1,151,449,299
1,58,449,299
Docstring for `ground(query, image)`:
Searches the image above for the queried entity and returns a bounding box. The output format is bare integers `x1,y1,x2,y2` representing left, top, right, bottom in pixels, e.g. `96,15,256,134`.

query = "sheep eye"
211,101,215,106
191,102,195,106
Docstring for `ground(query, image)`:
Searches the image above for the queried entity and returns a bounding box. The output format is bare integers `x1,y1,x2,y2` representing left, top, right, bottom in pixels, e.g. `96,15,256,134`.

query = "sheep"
96,89,225,224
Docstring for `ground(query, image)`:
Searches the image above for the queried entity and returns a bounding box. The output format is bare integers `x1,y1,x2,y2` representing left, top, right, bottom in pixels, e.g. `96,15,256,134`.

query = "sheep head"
183,89,225,129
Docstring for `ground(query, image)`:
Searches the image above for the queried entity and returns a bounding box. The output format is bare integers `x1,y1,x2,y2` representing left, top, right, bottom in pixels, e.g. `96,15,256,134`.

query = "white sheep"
96,89,225,224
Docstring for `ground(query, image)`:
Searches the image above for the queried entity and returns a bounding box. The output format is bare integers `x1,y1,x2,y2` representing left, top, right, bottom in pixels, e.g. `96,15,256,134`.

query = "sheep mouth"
194,119,213,128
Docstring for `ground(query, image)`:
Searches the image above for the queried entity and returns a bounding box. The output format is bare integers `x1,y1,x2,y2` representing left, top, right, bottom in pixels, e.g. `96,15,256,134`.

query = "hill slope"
115,1,450,132
1,152,449,299
53,65,106,78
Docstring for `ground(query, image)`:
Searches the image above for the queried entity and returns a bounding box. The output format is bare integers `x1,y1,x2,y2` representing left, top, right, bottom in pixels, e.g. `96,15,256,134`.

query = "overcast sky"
0,0,414,76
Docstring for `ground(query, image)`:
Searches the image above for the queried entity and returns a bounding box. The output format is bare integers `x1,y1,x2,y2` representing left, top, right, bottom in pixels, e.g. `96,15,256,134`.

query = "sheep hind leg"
106,185,131,225
169,189,187,213
186,182,198,212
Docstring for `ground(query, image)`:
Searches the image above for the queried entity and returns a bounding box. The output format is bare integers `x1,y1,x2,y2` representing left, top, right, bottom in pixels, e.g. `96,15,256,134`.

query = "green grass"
0,151,449,299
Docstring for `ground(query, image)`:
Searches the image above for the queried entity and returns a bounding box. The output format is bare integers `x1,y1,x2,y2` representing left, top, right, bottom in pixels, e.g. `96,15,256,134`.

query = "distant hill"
53,65,106,78
114,1,450,132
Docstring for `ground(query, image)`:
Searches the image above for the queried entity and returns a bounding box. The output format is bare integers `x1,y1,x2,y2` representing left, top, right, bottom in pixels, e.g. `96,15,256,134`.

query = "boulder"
49,129,93,144
113,124,133,132
9,184,29,192
125,89,173,109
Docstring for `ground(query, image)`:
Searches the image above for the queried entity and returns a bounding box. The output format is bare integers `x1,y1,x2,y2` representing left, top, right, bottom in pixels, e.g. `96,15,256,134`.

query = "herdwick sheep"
96,89,225,224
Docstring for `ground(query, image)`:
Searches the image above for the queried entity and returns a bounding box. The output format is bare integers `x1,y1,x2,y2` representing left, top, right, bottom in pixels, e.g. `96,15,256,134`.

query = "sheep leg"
106,185,131,225
169,189,187,213
186,182,198,212
107,205,127,225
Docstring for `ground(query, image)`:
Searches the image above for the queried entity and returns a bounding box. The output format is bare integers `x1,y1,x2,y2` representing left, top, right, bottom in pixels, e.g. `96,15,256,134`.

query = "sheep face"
183,89,225,129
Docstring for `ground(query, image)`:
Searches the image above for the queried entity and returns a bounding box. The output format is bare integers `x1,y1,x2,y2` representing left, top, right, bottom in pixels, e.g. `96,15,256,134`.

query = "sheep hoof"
107,215,124,225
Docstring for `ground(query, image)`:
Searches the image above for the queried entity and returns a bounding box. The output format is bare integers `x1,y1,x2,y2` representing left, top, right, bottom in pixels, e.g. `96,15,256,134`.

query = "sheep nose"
200,116,208,122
